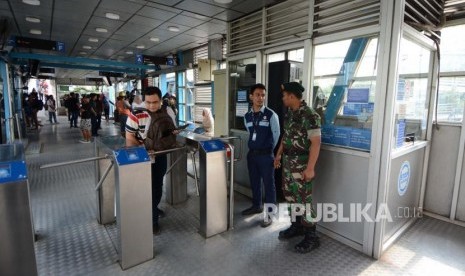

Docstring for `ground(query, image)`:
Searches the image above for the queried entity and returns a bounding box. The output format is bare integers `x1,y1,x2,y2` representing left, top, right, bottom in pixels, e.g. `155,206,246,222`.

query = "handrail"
148,146,187,156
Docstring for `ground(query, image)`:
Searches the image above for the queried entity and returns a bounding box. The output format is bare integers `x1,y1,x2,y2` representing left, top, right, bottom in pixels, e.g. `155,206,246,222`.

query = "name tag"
259,121,270,127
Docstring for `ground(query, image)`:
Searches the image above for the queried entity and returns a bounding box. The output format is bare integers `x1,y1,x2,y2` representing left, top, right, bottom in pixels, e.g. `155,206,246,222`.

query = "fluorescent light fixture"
150,37,160,42
25,16,40,23
96,27,108,33
82,45,92,49
23,0,40,5
168,26,180,32
136,45,145,49
125,50,134,54
79,51,87,55
105,12,120,20
213,0,232,3
88,37,99,42
29,29,42,35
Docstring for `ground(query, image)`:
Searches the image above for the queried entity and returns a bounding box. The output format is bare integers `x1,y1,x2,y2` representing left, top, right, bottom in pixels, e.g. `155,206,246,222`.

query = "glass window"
394,37,431,148
177,69,195,124
437,77,465,122
229,57,257,130
288,48,304,62
268,52,285,63
437,25,465,123
313,37,379,151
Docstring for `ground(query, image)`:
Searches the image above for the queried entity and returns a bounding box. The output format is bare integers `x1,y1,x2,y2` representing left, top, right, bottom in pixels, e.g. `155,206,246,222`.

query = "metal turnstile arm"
40,155,110,169
95,162,114,191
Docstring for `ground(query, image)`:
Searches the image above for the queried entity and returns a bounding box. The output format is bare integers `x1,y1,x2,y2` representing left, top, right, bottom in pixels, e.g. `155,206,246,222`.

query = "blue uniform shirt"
244,105,280,150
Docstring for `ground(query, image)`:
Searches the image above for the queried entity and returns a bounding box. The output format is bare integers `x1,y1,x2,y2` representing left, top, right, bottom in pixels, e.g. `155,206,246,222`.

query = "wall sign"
398,161,410,196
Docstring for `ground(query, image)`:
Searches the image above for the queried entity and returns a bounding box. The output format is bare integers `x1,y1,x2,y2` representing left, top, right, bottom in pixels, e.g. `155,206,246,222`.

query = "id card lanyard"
252,111,261,141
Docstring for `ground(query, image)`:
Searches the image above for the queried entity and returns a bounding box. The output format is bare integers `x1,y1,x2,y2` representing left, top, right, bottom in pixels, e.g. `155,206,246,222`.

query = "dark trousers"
247,152,276,208
48,111,57,123
151,154,167,225
70,111,79,127
91,114,101,136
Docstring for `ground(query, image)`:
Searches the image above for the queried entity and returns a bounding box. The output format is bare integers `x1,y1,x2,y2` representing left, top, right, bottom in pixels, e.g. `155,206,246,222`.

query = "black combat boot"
294,225,320,253
278,216,305,240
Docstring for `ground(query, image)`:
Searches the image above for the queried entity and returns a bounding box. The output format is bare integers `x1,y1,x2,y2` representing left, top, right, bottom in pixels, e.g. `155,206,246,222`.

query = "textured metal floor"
25,115,465,276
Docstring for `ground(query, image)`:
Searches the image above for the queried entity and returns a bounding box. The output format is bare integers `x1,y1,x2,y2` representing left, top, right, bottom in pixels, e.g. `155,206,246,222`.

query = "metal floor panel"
25,116,465,276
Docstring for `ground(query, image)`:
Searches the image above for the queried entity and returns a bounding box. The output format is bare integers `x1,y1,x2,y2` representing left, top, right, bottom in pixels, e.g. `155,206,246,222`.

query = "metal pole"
40,155,109,169
165,154,184,176
15,113,22,141
95,162,114,191
228,143,234,230
148,146,186,156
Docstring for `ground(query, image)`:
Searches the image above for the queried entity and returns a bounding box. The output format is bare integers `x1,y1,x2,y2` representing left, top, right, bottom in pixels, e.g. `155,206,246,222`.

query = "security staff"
242,83,280,228
274,82,322,253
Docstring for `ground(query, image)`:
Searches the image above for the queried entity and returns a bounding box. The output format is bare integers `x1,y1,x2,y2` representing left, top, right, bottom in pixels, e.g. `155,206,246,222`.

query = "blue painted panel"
0,161,28,184
114,147,150,165
200,140,225,153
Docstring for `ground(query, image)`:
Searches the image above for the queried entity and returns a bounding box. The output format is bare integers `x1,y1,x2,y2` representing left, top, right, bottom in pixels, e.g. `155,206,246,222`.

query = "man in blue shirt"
242,83,280,227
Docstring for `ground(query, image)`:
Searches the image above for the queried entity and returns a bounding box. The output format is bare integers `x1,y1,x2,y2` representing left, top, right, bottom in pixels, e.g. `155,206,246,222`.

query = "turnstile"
0,144,38,276
199,140,229,238
94,136,153,270
177,131,236,238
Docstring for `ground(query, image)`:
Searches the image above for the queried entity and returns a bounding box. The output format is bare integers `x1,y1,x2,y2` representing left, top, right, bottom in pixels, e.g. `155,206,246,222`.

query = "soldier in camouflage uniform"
274,82,322,253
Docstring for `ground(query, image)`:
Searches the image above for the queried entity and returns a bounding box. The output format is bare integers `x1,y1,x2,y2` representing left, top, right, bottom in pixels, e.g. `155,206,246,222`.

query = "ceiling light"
96,27,108,33
79,51,87,55
22,0,40,6
105,12,120,20
136,45,145,49
25,16,41,23
29,29,42,35
125,50,133,55
213,0,232,3
150,37,160,42
88,37,99,42
168,26,180,32
82,45,92,49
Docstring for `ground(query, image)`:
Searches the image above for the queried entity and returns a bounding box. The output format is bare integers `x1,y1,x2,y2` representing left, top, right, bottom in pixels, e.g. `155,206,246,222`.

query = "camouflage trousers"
282,154,316,227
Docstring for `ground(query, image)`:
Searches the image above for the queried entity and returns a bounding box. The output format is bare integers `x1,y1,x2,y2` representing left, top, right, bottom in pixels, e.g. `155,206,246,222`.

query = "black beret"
281,82,305,98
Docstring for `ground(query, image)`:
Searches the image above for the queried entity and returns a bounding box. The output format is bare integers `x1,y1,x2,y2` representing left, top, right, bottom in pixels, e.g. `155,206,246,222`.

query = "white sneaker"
79,139,87,143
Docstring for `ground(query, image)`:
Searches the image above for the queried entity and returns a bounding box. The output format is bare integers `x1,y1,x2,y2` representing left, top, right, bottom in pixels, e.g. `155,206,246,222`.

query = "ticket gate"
94,136,153,270
176,131,240,238
41,136,153,270
0,144,38,276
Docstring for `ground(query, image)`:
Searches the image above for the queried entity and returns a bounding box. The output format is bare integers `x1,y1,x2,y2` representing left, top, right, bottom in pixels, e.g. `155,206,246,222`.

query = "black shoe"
278,223,305,240
294,235,320,253
241,206,263,216
153,223,160,235
261,219,272,228
158,208,165,218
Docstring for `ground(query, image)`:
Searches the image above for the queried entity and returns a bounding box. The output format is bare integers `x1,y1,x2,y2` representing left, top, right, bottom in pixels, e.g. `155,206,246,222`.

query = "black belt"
283,149,309,156
249,148,273,155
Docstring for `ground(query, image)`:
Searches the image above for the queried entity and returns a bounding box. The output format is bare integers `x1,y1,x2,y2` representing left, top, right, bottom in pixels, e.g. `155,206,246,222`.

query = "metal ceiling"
0,0,282,78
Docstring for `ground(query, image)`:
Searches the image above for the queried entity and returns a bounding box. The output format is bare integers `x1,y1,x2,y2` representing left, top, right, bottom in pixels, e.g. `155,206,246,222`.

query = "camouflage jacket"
282,100,321,159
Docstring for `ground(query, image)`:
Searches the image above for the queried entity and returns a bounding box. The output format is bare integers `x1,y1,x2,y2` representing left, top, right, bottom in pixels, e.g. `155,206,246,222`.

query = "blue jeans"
151,154,167,225
119,114,128,134
48,111,57,123
247,152,276,208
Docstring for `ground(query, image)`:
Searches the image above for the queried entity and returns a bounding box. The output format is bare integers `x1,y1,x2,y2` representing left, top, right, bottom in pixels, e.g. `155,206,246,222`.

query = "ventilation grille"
404,0,444,40
265,0,310,45
312,0,381,37
229,12,263,54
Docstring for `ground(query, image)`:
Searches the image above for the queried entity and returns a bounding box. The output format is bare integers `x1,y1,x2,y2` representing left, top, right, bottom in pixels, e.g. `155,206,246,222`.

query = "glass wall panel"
229,57,256,130
394,37,431,148
313,37,379,151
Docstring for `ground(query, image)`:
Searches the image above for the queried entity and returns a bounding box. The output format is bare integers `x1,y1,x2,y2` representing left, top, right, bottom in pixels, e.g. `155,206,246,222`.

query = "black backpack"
144,110,177,152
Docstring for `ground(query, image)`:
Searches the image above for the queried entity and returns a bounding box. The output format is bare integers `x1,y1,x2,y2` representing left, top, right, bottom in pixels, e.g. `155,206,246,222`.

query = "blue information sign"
114,147,150,165
135,54,143,64
56,41,65,52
